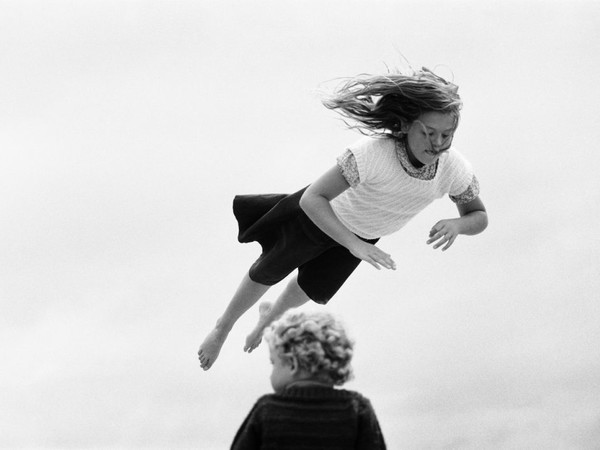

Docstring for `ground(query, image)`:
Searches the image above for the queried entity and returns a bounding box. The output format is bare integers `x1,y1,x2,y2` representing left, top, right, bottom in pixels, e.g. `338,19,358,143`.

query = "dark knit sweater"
230,386,386,450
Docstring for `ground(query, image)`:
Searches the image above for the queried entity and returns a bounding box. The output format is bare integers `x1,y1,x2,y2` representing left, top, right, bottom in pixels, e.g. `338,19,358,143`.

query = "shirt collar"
395,137,438,180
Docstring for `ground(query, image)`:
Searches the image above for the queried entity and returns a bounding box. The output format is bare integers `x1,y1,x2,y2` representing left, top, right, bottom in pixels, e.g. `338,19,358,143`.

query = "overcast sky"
1,1,599,449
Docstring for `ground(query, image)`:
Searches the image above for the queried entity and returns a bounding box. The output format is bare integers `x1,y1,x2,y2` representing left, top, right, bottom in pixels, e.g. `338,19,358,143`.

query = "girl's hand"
427,219,461,251
349,240,396,270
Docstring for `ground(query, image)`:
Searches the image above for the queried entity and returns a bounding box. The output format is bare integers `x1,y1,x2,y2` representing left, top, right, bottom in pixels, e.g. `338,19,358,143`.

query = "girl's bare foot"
244,302,272,353
198,327,228,371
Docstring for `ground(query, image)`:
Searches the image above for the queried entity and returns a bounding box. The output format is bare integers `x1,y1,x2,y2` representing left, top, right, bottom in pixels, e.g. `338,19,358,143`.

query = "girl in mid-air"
199,66,488,370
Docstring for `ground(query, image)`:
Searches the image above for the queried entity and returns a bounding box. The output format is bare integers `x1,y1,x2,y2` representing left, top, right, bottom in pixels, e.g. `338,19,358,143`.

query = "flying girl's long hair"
322,67,462,138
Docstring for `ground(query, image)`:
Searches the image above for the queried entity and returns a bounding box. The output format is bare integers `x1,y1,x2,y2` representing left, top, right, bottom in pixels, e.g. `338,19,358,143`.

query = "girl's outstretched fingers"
367,258,395,271
373,255,396,270
427,229,456,251
373,249,396,270
352,242,396,270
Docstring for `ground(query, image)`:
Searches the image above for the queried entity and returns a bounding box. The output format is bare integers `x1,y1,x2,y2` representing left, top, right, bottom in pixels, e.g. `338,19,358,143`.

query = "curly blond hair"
266,310,354,386
322,67,462,137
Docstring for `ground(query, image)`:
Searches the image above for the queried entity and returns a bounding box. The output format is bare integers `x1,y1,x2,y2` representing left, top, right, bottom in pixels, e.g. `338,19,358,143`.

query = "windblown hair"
322,67,462,137
266,310,354,386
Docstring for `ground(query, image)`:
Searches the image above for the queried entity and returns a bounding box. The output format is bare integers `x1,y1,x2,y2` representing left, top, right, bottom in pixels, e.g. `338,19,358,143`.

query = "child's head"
265,310,354,392
322,67,462,140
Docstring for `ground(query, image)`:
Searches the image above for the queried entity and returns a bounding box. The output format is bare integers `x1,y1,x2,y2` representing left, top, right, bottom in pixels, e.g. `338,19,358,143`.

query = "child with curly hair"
231,310,386,450
199,67,488,370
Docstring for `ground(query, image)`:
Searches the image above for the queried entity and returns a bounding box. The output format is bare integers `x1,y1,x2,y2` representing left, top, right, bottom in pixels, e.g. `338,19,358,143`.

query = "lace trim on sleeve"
450,175,480,204
336,149,360,187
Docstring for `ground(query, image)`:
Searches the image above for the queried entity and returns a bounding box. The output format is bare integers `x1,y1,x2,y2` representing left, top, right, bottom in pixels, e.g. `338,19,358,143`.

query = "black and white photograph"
1,1,599,448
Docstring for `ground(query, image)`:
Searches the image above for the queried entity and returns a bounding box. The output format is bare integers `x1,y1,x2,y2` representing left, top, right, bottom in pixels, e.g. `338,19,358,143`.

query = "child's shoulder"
247,393,279,416
255,393,277,405
336,388,372,403
347,136,398,166
348,135,397,153
440,146,473,170
335,389,376,412
340,388,369,398
446,145,467,159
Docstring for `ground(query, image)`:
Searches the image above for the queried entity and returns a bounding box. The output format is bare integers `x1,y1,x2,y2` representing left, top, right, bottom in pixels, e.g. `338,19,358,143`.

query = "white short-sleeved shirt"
330,136,479,239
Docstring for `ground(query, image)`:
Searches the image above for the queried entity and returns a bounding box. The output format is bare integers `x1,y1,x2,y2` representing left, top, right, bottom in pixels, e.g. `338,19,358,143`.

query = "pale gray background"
1,1,599,449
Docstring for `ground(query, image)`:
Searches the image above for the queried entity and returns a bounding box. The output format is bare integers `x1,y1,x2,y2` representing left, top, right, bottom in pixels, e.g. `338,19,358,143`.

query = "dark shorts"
233,187,378,304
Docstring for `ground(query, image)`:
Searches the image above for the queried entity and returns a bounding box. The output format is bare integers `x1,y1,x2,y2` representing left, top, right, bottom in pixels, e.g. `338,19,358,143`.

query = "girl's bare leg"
244,276,310,353
198,272,270,370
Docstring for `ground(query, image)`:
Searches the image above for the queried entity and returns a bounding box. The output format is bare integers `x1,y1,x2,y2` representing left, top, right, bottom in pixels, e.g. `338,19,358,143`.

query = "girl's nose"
430,135,443,151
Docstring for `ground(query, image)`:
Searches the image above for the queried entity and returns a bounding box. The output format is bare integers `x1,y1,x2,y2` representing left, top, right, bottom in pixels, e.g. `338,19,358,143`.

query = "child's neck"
403,139,425,169
285,379,334,389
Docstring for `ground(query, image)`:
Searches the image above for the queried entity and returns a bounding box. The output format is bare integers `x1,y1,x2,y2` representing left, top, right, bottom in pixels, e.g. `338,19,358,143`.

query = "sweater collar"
278,386,350,399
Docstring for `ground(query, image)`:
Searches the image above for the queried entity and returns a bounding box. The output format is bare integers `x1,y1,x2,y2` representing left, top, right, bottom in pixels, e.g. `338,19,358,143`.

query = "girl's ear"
400,120,411,134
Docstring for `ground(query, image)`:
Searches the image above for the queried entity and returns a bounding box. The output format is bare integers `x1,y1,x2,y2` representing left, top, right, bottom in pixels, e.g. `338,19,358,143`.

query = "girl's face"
405,112,457,166
269,345,295,393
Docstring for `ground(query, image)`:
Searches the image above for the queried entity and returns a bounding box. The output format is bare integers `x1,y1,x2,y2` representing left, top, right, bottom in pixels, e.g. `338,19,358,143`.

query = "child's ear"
400,120,411,134
288,355,299,374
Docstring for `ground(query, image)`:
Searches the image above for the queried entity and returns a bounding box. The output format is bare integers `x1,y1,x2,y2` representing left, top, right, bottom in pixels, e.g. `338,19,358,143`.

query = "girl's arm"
427,196,488,251
299,166,396,270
